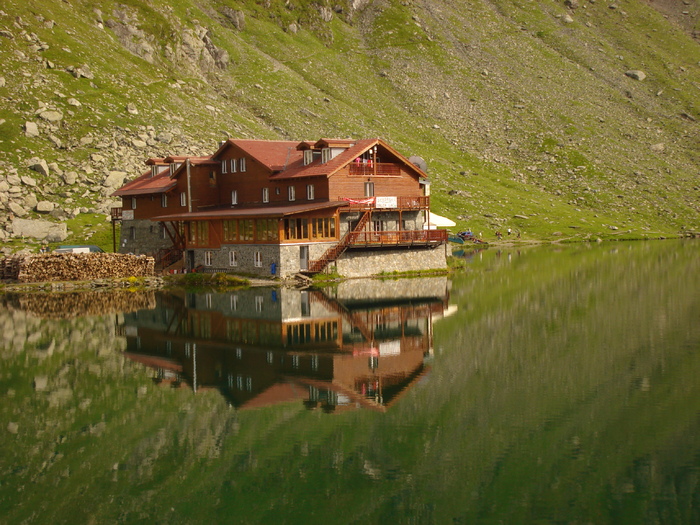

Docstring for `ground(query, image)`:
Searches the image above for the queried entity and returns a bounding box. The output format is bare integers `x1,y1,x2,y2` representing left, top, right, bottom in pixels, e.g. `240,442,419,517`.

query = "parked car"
53,245,105,254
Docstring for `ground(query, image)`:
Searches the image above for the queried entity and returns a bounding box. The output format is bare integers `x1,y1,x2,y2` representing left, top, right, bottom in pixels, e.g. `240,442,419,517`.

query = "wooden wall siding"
218,153,273,207
126,194,172,220
327,165,422,201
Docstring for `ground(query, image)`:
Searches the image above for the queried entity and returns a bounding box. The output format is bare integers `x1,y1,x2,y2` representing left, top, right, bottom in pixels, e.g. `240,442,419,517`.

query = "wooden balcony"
339,196,429,211
111,207,123,221
348,162,401,177
348,229,447,248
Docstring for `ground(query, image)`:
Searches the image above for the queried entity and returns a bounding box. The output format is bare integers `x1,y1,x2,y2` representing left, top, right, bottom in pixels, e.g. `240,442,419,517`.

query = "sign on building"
375,196,398,209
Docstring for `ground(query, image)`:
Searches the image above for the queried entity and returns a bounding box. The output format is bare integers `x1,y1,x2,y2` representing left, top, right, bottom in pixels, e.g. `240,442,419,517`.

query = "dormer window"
151,165,158,178
321,148,332,163
303,150,313,165
169,164,175,175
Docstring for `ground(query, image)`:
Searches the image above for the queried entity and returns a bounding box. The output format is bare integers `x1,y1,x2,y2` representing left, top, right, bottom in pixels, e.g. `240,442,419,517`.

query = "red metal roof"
213,139,303,171
112,168,176,197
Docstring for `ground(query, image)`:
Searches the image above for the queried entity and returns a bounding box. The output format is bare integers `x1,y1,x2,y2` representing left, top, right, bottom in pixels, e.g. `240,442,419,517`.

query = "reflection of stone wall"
334,276,450,303
335,246,447,278
2,290,156,319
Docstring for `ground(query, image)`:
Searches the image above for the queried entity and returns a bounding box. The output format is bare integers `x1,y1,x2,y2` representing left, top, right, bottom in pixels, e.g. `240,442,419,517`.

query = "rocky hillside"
0,0,699,252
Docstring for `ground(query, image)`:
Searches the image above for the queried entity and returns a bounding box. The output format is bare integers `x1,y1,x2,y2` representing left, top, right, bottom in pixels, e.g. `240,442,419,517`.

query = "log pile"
1,253,155,283
1,290,157,318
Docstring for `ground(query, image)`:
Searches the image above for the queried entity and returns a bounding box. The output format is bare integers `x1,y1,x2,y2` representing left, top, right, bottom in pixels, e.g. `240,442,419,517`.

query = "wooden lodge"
112,138,448,277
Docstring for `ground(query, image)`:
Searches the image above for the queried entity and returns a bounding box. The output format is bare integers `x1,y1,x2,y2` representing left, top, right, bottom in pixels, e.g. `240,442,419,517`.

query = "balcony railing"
348,229,447,247
348,162,401,177
340,196,429,210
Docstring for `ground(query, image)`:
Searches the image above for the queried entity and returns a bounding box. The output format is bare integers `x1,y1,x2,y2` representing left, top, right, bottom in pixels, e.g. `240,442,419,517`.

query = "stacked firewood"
1,253,155,283
1,290,157,318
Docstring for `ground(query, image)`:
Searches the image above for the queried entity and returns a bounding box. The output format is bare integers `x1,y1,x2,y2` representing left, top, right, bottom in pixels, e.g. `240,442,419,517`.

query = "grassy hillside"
0,0,699,252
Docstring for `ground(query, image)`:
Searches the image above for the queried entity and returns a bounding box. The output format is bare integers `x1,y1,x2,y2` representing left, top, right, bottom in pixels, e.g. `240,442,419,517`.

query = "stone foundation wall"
194,244,281,277
119,219,171,255
335,245,447,278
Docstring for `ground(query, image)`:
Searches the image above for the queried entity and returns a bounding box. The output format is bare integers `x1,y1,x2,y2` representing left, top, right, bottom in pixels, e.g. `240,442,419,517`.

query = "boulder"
8,202,28,217
11,218,68,241
25,121,40,137
625,70,646,81
28,158,50,177
39,110,63,122
36,201,55,213
21,175,37,187
103,171,127,189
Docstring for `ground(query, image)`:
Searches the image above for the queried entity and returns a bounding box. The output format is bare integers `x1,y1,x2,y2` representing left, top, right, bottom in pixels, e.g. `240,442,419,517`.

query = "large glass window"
240,219,253,241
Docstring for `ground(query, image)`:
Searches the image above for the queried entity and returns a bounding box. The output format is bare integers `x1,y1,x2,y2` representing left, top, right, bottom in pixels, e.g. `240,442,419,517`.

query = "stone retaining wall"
335,245,447,278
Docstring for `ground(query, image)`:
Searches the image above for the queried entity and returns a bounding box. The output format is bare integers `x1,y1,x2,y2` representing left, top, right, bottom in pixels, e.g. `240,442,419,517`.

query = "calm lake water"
1,240,699,524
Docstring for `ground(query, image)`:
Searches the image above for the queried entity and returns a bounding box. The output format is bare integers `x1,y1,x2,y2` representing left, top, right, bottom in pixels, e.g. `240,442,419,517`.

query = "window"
204,251,213,266
364,181,375,197
256,218,278,242
180,192,186,207
131,197,136,209
240,157,246,172
209,171,217,187
229,250,238,266
230,158,237,173
192,221,209,245
231,190,238,205
221,160,228,174
161,193,167,208
129,226,135,240
151,165,158,177
223,220,238,242
254,251,262,267
262,187,269,203
306,184,315,200
288,185,296,202
160,223,167,239
321,147,331,163
303,150,313,165
240,220,253,241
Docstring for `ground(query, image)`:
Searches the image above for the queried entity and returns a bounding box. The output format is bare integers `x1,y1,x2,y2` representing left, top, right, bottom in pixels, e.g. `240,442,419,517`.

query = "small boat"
448,234,464,244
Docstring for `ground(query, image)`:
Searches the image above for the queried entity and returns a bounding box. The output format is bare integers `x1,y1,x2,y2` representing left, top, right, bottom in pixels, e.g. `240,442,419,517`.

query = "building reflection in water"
121,278,453,413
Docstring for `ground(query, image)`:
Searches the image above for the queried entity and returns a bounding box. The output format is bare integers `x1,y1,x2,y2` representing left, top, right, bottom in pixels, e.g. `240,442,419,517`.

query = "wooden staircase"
306,211,371,274
155,247,183,272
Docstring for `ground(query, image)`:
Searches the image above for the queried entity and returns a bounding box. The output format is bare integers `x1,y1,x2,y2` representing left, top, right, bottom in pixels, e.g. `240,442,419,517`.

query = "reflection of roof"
151,200,347,221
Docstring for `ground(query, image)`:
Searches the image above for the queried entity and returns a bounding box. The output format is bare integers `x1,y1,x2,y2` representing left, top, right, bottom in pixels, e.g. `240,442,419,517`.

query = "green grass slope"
0,0,698,251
